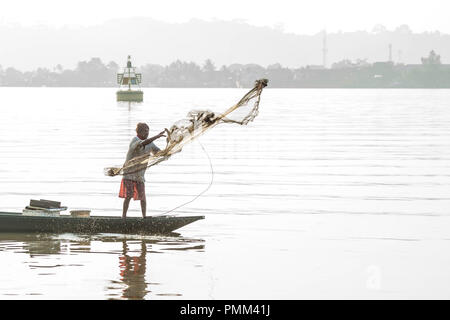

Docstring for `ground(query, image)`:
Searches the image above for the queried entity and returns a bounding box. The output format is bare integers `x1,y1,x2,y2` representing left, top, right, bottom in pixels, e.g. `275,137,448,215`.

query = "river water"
0,87,450,299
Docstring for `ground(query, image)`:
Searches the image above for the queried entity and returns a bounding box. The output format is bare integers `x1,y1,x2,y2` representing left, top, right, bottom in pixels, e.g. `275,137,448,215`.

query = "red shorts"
119,179,146,200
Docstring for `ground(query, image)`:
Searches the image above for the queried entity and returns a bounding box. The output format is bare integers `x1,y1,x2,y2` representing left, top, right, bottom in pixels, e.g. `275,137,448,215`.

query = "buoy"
116,55,143,102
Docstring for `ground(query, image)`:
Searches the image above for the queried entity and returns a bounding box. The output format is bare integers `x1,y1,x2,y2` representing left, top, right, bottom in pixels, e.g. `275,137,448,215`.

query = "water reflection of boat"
0,233,204,299
0,212,204,234
0,233,64,257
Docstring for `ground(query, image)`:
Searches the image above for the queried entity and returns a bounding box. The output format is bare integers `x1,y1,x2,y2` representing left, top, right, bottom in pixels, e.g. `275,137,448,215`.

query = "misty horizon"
3,0,450,34
1,17,447,36
1,50,448,88
1,18,449,71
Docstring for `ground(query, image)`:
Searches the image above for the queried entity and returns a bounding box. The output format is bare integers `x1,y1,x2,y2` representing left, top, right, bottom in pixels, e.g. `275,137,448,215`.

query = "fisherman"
119,123,166,218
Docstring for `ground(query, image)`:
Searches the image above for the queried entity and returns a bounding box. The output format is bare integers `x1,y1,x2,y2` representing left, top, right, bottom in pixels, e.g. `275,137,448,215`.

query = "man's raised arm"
141,129,167,147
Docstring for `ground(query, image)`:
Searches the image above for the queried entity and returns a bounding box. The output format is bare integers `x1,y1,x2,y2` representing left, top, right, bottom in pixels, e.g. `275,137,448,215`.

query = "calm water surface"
0,87,450,299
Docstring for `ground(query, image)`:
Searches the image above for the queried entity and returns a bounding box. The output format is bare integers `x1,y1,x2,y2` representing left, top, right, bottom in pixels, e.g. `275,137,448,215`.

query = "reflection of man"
119,122,166,218
119,240,148,300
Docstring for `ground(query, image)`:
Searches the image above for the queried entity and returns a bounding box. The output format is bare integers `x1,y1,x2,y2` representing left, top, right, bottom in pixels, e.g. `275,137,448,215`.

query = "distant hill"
0,18,449,70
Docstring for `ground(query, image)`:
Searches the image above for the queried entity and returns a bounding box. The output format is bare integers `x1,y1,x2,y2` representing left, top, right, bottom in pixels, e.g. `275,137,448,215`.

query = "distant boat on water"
116,55,143,102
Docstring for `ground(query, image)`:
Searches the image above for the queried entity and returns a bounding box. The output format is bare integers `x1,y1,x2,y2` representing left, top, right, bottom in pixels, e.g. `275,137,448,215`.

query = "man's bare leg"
123,197,131,218
140,199,147,218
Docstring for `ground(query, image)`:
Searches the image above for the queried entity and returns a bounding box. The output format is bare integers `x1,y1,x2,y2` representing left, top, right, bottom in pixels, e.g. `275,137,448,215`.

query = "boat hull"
0,212,203,235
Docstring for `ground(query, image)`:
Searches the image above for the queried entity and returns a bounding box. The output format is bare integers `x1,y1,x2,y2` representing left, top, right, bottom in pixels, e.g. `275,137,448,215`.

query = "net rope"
104,78,268,177
159,140,214,215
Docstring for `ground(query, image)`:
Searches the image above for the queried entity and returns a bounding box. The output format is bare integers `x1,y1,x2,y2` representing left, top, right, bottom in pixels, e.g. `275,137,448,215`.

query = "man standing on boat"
119,123,166,218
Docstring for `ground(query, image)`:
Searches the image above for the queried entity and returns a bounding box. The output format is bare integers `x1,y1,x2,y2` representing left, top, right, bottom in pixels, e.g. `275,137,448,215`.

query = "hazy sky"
1,0,449,34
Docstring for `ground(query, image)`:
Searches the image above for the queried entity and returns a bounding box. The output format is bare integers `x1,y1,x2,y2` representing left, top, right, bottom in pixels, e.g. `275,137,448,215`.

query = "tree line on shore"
0,51,449,88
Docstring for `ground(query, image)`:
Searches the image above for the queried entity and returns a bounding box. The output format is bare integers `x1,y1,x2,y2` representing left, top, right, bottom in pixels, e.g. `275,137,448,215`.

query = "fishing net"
104,78,268,177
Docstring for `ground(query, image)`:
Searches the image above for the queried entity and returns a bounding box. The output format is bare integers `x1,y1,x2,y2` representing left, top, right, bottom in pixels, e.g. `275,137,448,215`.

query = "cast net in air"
104,79,268,177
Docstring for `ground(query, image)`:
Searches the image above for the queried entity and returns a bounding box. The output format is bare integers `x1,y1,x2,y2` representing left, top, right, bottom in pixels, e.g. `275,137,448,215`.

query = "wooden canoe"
0,212,204,235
